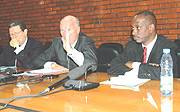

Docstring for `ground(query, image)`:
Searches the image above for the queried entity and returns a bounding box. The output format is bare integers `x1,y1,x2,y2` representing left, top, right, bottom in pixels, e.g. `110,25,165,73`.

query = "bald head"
60,15,80,27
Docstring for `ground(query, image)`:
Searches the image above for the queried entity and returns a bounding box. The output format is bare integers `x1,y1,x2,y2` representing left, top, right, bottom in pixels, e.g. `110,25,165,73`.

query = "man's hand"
51,63,69,72
125,61,133,69
61,27,74,54
10,39,20,48
61,37,73,55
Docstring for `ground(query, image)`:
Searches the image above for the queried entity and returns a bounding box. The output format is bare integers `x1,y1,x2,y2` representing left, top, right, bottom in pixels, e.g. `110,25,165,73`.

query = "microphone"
39,63,92,94
63,63,111,91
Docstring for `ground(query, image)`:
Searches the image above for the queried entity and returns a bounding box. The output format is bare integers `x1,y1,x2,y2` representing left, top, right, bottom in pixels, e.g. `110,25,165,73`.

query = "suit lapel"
137,43,144,62
147,35,160,63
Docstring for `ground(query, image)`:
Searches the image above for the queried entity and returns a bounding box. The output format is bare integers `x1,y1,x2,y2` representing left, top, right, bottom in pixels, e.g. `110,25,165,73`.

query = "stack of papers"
13,68,64,76
27,68,64,75
100,75,150,91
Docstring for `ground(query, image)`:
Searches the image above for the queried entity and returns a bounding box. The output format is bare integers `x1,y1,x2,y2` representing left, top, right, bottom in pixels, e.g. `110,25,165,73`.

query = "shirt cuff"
132,62,141,69
68,49,84,66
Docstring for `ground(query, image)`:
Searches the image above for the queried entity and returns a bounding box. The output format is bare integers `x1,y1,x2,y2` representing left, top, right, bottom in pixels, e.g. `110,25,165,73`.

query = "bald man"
107,10,178,80
33,15,97,72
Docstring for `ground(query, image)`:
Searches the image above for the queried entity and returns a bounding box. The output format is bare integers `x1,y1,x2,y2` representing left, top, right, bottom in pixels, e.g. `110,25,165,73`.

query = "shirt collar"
142,34,157,48
20,37,28,49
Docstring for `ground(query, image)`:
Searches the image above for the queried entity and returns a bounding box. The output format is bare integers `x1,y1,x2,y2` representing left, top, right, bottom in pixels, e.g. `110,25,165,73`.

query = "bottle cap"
163,48,170,54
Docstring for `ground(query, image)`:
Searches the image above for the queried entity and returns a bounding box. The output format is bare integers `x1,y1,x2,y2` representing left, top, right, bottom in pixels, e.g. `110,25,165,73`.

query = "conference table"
0,72,180,112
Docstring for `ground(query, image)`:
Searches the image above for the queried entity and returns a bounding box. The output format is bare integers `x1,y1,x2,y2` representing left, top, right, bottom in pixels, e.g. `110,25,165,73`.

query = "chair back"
174,39,180,78
96,43,123,72
98,43,123,54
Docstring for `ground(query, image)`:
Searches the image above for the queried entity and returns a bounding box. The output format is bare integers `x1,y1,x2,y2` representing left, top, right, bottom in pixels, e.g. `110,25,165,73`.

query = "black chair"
174,39,180,78
0,45,2,54
96,43,123,72
43,41,52,51
98,43,123,54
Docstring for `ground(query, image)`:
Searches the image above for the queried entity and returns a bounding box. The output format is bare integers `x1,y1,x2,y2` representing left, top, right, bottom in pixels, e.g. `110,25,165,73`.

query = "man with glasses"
0,20,43,69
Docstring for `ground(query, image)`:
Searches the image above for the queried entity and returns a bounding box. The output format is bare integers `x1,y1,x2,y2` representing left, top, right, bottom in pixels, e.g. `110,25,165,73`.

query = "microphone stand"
63,64,100,91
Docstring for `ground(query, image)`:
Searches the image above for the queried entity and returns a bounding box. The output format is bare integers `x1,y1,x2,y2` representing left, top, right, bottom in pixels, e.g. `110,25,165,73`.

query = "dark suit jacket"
107,34,178,80
0,37,43,69
33,32,97,71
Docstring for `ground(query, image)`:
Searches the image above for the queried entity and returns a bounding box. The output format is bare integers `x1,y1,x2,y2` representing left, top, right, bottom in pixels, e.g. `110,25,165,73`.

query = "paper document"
100,75,150,88
26,68,64,75
12,68,65,76
13,72,39,76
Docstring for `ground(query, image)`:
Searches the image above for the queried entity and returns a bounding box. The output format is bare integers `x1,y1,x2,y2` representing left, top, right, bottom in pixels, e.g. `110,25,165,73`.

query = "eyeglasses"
10,31,23,37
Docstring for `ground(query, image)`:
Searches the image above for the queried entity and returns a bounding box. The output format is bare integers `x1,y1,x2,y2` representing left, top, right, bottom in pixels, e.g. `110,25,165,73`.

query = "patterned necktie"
143,47,147,63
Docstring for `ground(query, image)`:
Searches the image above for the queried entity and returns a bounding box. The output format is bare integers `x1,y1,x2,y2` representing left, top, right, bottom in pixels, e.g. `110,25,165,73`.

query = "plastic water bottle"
161,94,173,112
160,48,173,112
160,48,173,95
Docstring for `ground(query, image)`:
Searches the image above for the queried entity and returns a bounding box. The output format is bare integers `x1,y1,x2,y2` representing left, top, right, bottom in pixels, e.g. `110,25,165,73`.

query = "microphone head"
67,63,92,80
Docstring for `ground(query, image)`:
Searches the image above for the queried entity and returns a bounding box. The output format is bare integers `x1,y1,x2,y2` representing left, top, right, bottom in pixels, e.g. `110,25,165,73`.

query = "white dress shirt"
14,37,28,54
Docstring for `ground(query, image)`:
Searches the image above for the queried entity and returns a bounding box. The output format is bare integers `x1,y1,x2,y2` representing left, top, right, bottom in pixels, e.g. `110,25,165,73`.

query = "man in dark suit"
0,20,43,69
107,10,178,80
33,15,97,72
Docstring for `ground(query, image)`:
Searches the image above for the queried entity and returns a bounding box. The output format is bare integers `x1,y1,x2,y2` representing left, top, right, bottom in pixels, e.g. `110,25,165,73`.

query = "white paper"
13,68,64,76
26,68,63,75
13,72,39,76
100,75,150,87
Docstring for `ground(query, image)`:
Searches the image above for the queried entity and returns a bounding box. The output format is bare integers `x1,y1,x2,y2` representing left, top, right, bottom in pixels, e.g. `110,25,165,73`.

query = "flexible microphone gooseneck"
39,63,92,94
84,63,111,82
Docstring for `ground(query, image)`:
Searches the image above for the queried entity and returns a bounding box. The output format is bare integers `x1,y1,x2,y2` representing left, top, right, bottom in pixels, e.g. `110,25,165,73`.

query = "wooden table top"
0,72,180,112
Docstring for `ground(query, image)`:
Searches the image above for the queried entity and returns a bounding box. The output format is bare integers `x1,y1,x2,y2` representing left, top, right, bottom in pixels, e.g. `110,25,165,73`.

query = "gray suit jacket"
107,34,178,80
33,32,97,71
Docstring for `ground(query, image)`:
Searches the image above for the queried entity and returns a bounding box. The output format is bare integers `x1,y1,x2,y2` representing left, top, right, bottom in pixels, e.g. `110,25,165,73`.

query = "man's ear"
149,24,155,33
77,26,80,34
24,29,28,37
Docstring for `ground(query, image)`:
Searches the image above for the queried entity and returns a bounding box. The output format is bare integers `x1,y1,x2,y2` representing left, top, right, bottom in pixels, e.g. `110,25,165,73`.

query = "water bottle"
160,48,173,95
160,48,173,112
161,94,173,112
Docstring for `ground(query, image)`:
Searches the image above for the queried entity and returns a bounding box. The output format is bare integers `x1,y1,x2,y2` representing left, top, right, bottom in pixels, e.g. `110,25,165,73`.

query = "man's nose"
62,31,67,36
10,35,17,39
132,29,137,36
